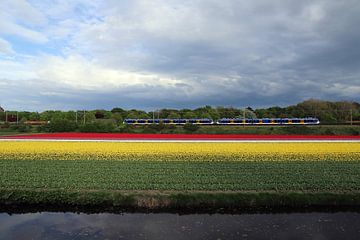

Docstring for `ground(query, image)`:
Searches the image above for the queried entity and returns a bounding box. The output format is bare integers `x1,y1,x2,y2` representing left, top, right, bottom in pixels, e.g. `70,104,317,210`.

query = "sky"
0,0,359,111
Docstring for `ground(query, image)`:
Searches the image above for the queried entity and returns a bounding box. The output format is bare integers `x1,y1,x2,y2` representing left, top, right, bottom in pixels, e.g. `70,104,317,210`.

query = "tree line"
1,99,359,129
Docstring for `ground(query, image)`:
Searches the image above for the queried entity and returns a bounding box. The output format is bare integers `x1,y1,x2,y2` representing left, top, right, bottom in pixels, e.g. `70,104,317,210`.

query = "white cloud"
0,0,48,43
0,38,15,55
34,54,186,90
0,58,37,80
0,21,48,43
303,3,326,22
1,0,47,26
327,83,360,98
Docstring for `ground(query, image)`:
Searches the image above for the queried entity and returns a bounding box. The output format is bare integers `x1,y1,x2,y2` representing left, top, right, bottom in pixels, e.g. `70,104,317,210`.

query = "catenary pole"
243,108,246,128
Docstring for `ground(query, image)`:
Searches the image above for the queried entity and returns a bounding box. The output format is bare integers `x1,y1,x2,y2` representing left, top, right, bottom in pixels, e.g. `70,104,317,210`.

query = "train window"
273,119,280,123
305,119,315,124
292,119,300,123
262,119,270,124
253,119,259,123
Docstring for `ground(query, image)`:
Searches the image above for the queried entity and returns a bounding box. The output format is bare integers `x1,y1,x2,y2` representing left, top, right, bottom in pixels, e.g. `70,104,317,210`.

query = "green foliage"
183,111,197,119
79,121,116,133
37,124,50,132
323,128,335,135
199,113,212,119
1,159,360,208
142,126,158,133
255,99,359,124
157,109,178,118
282,126,315,135
111,112,123,124
3,99,360,134
150,122,166,131
216,107,242,118
167,112,181,119
10,124,32,132
111,107,125,114
126,112,139,119
28,112,41,121
183,123,200,132
48,119,78,132
84,112,96,122
0,122,10,129
349,128,359,136
0,160,359,191
118,124,135,133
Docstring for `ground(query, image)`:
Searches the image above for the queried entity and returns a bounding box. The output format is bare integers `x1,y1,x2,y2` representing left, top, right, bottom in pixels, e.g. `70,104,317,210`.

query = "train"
124,117,320,125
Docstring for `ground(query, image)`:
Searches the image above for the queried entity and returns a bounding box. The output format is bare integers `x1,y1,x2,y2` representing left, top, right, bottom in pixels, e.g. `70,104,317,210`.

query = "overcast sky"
0,0,359,111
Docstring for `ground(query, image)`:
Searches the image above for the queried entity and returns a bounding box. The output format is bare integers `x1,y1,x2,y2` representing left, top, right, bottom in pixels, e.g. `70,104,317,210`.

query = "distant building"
0,106,4,112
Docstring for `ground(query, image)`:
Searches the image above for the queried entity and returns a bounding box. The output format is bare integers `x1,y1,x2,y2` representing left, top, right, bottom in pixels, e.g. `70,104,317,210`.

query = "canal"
1,210,360,239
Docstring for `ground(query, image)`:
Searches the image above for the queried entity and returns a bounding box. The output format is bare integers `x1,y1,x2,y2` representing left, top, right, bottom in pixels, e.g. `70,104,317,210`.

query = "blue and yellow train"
124,118,213,125
124,117,320,125
217,118,320,125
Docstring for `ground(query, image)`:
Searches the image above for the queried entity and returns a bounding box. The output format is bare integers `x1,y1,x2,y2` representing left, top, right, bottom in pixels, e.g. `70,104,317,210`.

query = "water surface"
1,211,360,239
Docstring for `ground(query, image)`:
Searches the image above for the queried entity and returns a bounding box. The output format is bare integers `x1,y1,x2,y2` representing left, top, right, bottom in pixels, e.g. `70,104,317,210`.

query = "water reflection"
0,211,360,239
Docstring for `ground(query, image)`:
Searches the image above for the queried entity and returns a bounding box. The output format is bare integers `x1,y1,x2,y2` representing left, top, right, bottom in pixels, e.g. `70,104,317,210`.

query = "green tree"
183,111,197,119
168,112,181,119
48,119,77,132
111,113,123,124
28,112,41,120
199,113,212,119
139,113,150,119
126,112,139,119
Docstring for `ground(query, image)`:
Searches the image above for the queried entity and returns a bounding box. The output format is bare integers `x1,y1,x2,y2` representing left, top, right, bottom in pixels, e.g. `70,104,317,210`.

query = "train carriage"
124,117,319,125
217,117,319,125
124,118,214,125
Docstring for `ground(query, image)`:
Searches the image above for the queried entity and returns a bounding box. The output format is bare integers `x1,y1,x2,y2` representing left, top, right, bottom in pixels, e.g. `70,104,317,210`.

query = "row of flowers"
3,132,360,140
0,141,359,161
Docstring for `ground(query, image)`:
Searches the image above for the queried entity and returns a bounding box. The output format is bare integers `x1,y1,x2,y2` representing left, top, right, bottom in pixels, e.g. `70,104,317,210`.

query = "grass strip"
1,189,360,210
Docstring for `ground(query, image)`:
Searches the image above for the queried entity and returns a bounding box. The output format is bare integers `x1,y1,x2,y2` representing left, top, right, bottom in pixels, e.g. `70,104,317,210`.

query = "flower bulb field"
1,133,360,210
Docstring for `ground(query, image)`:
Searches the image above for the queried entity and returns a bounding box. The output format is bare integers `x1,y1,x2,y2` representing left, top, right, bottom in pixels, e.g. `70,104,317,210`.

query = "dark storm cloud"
1,0,359,111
